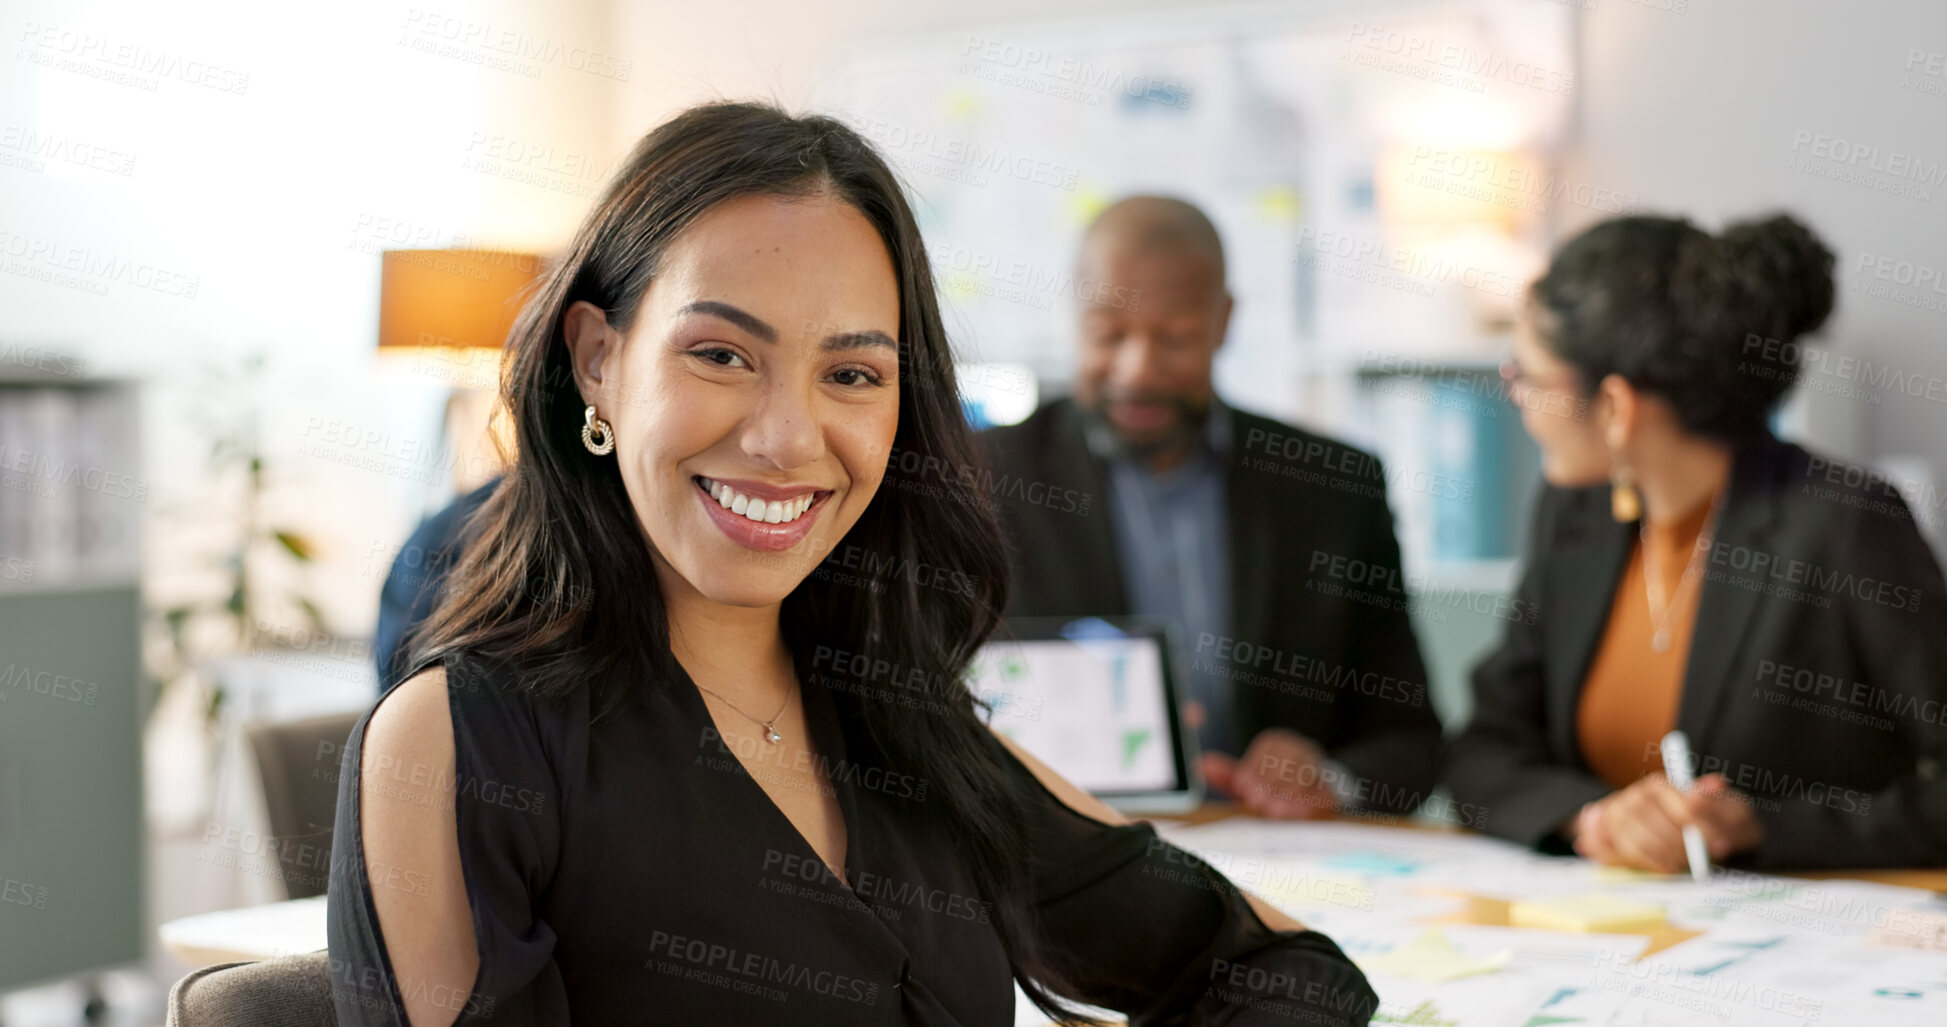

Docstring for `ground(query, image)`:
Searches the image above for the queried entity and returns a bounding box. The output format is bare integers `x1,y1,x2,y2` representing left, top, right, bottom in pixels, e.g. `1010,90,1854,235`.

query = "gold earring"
1611,466,1641,522
581,405,615,455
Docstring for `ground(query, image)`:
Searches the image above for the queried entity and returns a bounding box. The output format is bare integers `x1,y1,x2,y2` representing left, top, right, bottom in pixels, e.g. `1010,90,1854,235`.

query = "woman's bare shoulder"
364,666,455,768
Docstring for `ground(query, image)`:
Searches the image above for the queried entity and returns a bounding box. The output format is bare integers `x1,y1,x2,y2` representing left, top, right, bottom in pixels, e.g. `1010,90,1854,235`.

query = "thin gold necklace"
1640,492,1724,653
695,677,797,744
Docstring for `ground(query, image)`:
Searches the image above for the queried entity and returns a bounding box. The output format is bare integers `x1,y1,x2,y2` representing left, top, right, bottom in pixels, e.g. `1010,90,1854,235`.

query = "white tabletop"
159,895,328,969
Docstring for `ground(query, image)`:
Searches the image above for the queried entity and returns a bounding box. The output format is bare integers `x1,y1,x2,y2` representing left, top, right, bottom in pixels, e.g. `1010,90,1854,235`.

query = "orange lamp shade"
378,249,545,351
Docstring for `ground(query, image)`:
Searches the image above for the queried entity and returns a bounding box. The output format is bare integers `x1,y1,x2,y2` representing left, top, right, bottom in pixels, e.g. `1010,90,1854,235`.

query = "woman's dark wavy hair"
1528,212,1836,441
403,101,1099,1022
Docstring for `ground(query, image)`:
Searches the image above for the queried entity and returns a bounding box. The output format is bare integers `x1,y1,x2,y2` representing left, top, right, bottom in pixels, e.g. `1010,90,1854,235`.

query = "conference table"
1169,802,1947,892
1153,804,1947,1025
159,803,1947,1024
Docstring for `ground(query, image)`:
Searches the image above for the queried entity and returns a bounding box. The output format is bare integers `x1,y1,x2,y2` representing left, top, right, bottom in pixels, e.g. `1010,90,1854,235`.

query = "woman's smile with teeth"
697,477,818,524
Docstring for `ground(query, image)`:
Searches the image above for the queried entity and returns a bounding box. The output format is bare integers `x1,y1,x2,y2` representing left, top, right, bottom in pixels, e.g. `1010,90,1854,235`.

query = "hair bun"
1718,213,1835,339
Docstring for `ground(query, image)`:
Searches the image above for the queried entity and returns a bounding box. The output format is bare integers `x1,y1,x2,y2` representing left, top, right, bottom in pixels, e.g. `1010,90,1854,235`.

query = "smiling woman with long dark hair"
325,102,1378,1026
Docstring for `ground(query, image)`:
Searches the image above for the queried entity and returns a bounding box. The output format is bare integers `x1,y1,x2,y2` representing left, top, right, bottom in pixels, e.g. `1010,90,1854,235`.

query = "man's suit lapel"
1043,401,1129,613
1223,406,1279,657
1223,407,1312,739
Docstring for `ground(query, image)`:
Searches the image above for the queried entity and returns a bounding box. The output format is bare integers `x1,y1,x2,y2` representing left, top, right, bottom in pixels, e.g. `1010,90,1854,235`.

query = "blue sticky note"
1323,851,1422,876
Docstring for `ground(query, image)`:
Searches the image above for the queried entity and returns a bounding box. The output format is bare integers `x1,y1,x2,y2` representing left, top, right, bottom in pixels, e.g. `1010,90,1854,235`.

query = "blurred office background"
3,0,1944,1020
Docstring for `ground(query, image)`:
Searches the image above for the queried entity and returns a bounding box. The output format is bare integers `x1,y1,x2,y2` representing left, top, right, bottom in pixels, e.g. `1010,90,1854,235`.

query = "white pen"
1660,730,1711,883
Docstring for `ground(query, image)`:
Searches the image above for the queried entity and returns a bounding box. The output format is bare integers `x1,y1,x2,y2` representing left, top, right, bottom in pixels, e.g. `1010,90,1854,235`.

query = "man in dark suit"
979,197,1441,819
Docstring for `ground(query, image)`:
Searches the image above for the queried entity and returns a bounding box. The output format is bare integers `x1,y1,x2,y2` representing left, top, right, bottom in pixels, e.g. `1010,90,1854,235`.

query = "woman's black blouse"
326,652,1378,1025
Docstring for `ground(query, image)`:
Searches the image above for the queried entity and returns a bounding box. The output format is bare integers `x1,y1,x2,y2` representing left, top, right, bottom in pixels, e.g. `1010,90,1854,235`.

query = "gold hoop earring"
581,405,615,455
1610,465,1641,522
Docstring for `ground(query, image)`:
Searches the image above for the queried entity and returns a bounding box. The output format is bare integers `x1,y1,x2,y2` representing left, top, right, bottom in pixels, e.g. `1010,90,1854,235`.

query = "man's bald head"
1079,196,1226,288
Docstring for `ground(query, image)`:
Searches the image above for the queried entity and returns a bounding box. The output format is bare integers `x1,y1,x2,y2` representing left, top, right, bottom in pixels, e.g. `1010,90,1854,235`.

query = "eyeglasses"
1499,357,1581,396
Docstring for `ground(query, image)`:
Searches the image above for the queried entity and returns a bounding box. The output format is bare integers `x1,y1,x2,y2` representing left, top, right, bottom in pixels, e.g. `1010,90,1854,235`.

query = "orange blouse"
1575,499,1715,790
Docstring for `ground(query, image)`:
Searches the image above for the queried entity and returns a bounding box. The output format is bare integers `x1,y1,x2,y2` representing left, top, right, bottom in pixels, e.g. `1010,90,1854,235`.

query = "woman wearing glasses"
326,102,1377,1026
1447,212,1947,872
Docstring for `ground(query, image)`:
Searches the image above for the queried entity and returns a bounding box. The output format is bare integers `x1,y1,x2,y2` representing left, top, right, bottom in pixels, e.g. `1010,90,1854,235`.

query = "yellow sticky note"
1509,893,1666,933
1252,873,1373,912
1358,929,1510,983
1253,186,1303,223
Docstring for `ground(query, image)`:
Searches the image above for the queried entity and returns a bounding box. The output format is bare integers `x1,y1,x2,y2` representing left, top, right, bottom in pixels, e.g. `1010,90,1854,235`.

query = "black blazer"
979,398,1442,814
1446,434,1947,869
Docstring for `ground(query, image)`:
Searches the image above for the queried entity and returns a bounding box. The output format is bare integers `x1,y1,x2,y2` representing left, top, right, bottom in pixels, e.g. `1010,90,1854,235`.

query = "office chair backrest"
245,711,362,900
166,950,335,1026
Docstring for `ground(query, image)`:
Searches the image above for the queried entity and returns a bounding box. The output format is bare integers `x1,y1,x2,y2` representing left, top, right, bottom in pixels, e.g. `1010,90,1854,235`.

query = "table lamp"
376,248,545,498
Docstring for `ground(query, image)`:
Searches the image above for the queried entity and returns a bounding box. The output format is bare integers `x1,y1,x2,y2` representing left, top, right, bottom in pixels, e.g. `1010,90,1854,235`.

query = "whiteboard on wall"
814,0,1577,425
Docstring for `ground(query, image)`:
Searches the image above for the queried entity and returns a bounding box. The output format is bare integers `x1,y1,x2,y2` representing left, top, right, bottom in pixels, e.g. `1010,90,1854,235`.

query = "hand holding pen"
1661,731,1713,882
1570,734,1765,874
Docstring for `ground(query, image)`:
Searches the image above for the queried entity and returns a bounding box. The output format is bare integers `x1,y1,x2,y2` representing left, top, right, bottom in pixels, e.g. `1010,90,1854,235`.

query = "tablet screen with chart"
968,624,1187,798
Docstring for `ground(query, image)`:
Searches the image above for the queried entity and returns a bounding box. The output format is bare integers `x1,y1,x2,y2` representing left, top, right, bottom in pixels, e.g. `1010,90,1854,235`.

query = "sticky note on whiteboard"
1508,893,1666,933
